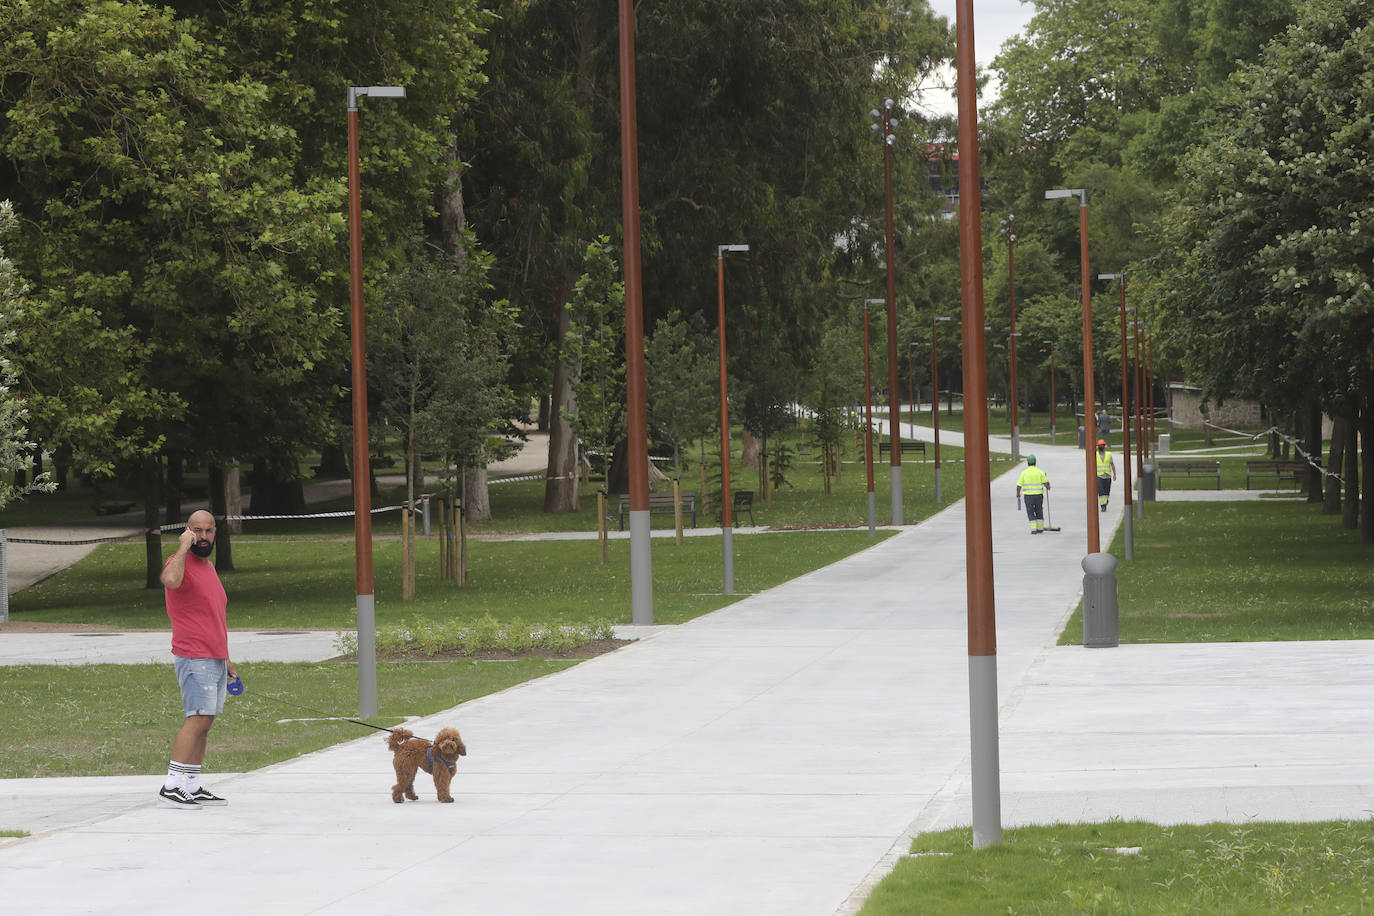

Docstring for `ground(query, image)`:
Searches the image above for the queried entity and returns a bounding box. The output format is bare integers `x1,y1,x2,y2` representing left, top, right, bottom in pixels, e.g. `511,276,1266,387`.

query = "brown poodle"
387,727,466,803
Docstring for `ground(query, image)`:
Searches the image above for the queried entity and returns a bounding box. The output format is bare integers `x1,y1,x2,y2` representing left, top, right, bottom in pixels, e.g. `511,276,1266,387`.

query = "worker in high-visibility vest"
1096,439,1117,511
1015,454,1051,534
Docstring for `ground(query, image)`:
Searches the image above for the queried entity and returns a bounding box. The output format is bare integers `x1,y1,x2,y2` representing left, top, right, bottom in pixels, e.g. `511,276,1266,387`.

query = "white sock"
182,764,202,794
164,761,193,791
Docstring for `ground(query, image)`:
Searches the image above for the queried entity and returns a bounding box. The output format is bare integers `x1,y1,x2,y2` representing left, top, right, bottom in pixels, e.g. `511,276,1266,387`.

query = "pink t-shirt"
164,554,229,659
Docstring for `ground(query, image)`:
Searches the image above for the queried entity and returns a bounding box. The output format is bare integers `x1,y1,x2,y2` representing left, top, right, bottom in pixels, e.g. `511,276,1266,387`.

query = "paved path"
3,441,1372,915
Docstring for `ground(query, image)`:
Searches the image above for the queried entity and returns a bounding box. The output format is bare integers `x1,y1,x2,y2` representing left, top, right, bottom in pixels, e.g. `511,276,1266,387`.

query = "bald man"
158,510,237,809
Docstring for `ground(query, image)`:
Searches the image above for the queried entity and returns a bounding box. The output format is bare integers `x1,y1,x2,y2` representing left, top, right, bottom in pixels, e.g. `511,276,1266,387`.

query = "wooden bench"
1245,460,1306,489
1156,459,1221,489
617,492,696,531
93,501,136,516
876,440,928,461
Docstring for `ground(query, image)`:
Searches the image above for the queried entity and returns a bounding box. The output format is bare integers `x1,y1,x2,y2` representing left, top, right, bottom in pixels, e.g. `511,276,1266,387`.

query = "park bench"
876,440,928,462
617,492,696,531
732,490,755,526
1155,458,1221,489
93,501,136,516
1244,460,1306,489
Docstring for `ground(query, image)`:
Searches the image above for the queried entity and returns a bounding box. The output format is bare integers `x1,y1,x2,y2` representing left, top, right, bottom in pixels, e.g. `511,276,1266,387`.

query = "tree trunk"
607,438,629,496
440,134,467,266
1323,417,1347,514
1343,404,1359,531
544,302,580,512
741,429,762,469
537,393,551,432
209,463,234,572
164,452,183,525
143,459,162,590
317,444,349,476
464,465,492,522
225,462,243,534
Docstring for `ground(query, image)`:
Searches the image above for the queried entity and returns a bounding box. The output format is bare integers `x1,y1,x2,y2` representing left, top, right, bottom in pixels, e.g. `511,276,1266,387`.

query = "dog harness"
427,746,456,773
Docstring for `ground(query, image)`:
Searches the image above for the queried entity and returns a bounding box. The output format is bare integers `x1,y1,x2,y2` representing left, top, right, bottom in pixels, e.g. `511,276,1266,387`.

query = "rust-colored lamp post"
1000,215,1020,460
1045,187,1100,554
864,299,885,535
931,316,952,503
870,99,904,525
1043,339,1057,443
956,0,1001,846
347,84,404,718
1101,272,1134,559
618,0,655,624
716,244,749,593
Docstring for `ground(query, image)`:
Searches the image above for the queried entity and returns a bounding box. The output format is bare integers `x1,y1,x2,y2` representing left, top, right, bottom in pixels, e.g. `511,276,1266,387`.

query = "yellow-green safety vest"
1096,450,1114,477
1017,466,1048,494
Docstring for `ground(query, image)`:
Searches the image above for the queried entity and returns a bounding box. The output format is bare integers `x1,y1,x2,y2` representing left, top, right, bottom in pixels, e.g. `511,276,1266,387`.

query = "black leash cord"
238,686,430,744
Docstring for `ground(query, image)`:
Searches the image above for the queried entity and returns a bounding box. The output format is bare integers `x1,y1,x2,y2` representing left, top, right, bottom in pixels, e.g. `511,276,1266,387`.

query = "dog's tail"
387,728,414,752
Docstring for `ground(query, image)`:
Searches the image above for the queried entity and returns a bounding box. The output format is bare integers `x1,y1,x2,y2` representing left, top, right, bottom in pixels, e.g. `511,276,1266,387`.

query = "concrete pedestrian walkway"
3,442,1372,915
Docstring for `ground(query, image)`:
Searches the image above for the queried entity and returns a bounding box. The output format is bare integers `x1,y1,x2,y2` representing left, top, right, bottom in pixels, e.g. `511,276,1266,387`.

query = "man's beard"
189,540,214,558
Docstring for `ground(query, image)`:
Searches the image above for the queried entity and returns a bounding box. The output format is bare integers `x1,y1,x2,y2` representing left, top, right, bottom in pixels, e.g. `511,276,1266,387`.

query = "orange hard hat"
1096,439,1106,447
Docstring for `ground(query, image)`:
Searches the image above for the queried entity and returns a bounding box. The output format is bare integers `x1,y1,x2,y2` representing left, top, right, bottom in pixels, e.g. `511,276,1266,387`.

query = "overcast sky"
922,0,1036,117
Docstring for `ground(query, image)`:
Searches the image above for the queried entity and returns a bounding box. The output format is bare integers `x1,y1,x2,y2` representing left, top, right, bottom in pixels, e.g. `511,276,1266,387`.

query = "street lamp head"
1098,272,1123,281
1045,188,1087,205
884,97,895,110
348,85,406,110
863,298,885,306
869,109,881,122
717,244,749,257
933,316,952,324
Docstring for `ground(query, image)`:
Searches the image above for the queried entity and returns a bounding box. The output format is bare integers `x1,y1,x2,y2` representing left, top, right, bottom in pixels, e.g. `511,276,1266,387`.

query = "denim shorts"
174,656,227,717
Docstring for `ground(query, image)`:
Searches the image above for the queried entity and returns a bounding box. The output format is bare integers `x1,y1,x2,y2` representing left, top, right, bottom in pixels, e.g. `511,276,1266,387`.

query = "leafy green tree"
645,310,716,472
1,0,352,586
1150,0,1374,540
562,238,626,485
0,202,53,511
464,0,954,506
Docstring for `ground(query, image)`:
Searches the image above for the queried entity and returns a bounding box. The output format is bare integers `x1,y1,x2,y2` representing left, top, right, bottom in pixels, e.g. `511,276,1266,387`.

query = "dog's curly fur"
387,727,466,804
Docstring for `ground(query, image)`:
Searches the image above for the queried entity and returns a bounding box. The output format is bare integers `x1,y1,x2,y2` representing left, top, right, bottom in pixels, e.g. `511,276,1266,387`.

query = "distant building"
1169,383,1261,430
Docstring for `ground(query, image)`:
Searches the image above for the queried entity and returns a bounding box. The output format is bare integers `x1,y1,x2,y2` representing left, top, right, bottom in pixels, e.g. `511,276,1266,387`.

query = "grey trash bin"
1082,552,1118,647
1078,425,1086,449
1140,462,1156,501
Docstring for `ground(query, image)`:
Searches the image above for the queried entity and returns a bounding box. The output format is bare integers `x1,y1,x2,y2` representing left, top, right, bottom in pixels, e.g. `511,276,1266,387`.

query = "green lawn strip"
1060,501,1374,645
8,530,894,629
861,821,1374,915
0,658,577,779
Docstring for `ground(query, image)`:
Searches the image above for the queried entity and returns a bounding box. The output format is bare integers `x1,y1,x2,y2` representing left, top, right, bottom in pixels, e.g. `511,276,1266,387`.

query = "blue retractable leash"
224,675,428,743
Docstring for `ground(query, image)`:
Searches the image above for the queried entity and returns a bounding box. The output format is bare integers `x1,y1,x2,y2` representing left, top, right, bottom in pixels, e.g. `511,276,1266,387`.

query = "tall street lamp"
1042,339,1056,444
1101,273,1134,559
618,0,654,624
1000,215,1020,461
955,0,1002,846
346,84,404,718
870,98,904,526
1132,311,1145,480
1127,313,1144,519
1147,329,1157,465
863,299,885,535
717,244,749,593
1045,187,1100,554
932,315,952,503
907,341,918,415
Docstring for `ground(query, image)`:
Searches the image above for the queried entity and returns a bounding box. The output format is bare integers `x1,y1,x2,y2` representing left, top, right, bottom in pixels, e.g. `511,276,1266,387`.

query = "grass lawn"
861,821,1374,915
1060,501,1374,644
6,529,893,629
0,658,581,779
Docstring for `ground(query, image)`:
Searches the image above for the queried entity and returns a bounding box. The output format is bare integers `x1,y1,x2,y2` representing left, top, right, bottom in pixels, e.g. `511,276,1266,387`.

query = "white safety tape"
1200,420,1344,485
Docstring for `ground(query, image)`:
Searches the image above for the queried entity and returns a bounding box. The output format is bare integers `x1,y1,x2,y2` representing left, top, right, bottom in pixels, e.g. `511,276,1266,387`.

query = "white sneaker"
158,786,202,810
